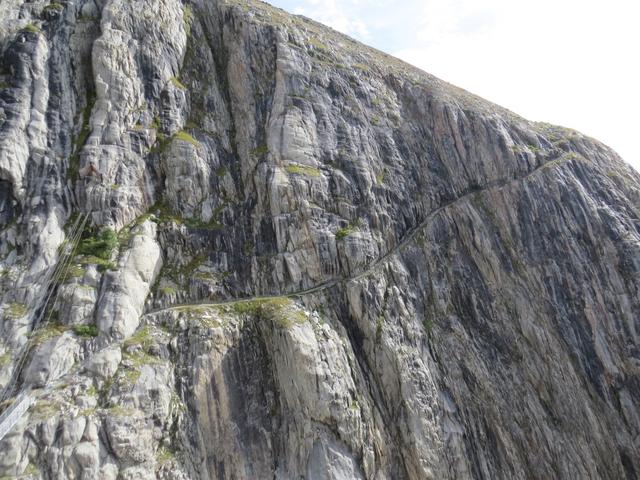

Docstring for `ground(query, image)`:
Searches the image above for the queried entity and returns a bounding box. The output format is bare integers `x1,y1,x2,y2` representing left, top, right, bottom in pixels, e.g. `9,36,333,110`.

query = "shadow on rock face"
0,180,17,228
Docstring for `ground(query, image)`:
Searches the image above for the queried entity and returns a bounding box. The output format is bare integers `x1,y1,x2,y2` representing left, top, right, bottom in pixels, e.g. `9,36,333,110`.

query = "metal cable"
0,213,90,402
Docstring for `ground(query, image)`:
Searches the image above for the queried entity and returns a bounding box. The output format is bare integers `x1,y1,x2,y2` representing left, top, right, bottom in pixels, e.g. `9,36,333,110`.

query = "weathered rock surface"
0,0,639,479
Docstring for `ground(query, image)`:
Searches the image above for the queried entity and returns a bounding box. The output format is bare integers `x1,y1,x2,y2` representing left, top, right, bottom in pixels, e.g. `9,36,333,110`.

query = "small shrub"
423,316,433,335
78,228,117,261
336,218,362,240
78,255,116,272
335,226,354,240
86,385,98,397
73,325,99,338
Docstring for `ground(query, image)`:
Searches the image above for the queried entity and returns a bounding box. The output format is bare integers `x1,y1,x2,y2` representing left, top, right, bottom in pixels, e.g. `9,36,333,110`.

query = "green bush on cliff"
73,325,99,338
79,228,118,260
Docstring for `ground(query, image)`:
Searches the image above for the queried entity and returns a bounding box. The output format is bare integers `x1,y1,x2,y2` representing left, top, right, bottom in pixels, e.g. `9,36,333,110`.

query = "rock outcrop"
0,0,639,479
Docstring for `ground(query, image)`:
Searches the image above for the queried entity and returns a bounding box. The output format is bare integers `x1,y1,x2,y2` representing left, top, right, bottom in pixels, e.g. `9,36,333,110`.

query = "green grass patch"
0,351,11,368
156,446,175,465
285,164,322,177
124,325,154,350
184,217,222,230
108,405,138,417
24,463,39,476
22,23,41,33
375,316,383,343
308,36,328,51
63,264,85,281
121,325,164,377
120,329,164,386
79,407,97,417
147,200,184,225
163,255,207,282
183,4,194,35
231,297,307,329
151,129,201,154
30,322,68,346
118,211,156,247
170,77,186,90
423,316,433,336
30,400,62,420
353,63,370,72
73,324,99,338
251,144,269,157
4,303,27,319
173,130,200,148
153,254,206,291
43,3,64,13
68,92,95,181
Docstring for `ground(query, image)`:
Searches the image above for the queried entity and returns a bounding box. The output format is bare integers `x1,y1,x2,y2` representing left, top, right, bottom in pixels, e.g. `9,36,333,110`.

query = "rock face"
0,0,639,479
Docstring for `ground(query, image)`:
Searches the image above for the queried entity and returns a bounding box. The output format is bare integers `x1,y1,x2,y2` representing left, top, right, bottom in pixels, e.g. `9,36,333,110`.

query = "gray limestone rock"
0,0,639,479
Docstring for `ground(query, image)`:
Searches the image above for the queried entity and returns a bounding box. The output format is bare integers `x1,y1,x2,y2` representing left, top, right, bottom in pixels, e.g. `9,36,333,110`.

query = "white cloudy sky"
268,0,640,171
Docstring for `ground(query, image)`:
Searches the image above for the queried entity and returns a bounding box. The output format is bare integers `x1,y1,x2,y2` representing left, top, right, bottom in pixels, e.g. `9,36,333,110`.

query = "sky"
268,0,640,171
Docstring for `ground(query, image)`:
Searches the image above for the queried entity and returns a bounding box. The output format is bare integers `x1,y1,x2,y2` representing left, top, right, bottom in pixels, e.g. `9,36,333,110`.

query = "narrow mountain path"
144,152,573,318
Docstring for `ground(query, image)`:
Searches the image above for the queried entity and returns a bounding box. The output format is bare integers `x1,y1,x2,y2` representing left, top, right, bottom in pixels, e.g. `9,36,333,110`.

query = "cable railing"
0,213,90,405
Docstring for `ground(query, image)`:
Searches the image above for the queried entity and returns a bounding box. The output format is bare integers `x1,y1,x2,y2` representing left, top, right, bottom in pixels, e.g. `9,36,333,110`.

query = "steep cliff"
0,0,639,479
